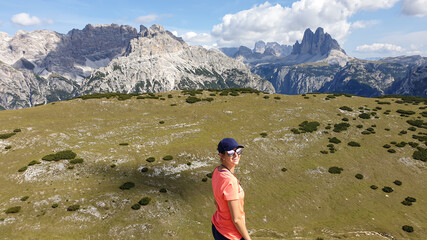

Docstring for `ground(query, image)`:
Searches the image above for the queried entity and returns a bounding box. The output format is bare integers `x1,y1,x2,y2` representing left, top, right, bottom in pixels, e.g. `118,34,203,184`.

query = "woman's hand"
228,200,251,240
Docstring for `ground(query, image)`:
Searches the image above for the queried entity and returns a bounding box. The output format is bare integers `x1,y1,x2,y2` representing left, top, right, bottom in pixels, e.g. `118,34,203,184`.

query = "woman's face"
220,148,241,166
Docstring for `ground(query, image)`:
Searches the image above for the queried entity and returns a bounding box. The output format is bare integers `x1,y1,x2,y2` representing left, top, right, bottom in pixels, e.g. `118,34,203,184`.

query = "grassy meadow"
0,90,426,239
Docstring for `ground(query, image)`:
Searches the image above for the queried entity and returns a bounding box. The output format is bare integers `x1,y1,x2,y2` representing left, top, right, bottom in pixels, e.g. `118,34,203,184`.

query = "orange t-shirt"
211,167,245,240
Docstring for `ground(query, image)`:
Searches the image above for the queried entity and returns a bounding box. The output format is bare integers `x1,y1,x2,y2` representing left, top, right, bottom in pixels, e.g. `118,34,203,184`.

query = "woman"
211,138,251,240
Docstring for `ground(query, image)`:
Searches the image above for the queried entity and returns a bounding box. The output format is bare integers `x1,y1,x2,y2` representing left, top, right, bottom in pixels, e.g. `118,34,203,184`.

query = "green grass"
0,90,426,239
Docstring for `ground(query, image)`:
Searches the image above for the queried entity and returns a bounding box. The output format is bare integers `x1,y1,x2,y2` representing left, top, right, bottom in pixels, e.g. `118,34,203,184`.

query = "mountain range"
0,24,426,110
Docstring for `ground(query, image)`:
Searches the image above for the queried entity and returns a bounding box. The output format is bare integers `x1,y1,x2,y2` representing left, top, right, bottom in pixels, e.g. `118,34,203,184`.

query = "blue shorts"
212,223,244,240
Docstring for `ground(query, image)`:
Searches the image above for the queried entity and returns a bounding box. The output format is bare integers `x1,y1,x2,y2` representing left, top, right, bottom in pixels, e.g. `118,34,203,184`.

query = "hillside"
0,90,426,239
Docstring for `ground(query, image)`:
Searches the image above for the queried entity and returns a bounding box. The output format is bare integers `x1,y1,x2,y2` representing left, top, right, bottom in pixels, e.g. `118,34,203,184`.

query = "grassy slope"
0,91,426,239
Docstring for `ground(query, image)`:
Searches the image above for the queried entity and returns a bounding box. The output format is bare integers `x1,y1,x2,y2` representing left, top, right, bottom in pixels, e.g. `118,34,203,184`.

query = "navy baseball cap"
217,138,244,153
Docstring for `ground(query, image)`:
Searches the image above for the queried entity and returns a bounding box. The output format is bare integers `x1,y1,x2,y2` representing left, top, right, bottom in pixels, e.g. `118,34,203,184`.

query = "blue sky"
1,0,426,59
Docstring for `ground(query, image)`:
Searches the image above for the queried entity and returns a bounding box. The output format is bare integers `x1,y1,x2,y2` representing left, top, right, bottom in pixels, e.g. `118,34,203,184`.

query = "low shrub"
119,143,129,146
28,160,41,166
385,128,390,131
395,142,407,147
202,177,208,182
348,141,361,147
383,144,391,148
298,121,320,133
328,166,343,174
325,125,331,129
274,96,281,100
339,106,353,111
159,188,167,193
18,166,28,172
382,186,394,193
170,104,177,106
21,196,29,201
5,206,21,214
281,168,287,172
359,113,371,119
399,130,407,135
397,109,415,115
0,132,16,139
401,200,412,206
13,129,21,132
146,157,155,163
111,164,116,168
138,197,151,206
408,127,417,131
412,148,426,162
159,121,165,124
329,137,341,144
42,150,77,161
407,120,425,128
52,203,59,208
67,205,80,211
263,95,270,99
186,96,202,103
388,149,396,153
370,185,378,190
405,196,416,202
342,118,349,122
402,225,414,233
355,174,363,179
260,132,268,138
394,180,402,186
333,123,350,132
291,128,301,134
131,204,141,210
5,145,11,150
140,167,148,172
320,150,328,154
69,158,83,164
356,125,363,129
163,155,173,161
119,182,135,190
68,166,74,170
408,142,419,148
206,172,213,178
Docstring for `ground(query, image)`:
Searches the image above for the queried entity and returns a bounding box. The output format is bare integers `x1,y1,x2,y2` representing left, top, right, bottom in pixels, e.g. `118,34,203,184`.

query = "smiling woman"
211,138,251,240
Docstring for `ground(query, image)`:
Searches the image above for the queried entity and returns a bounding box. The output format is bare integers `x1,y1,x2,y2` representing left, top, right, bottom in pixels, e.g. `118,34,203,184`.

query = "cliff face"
0,24,273,110
81,25,274,94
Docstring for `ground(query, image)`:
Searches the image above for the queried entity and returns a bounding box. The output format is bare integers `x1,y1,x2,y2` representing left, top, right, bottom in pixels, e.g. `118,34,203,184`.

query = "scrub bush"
291,128,301,134
370,185,378,190
333,123,350,132
388,149,396,153
52,203,59,208
383,144,391,148
18,166,28,172
13,129,21,132
146,157,155,163
70,158,83,164
5,146,11,149
119,143,129,146
131,204,141,210
348,141,361,147
140,167,148,172
281,168,287,172
382,186,393,193
260,132,268,138
163,155,173,161
405,197,416,203
298,121,320,133
394,180,402,186
355,174,363,179
28,160,41,166
159,188,167,193
5,206,21,214
401,200,412,206
119,182,135,190
159,121,165,124
138,197,151,206
356,125,363,128
408,142,419,148
328,166,343,174
402,225,414,233
329,137,341,144
202,177,208,182
67,205,80,211
21,196,29,201
339,106,353,111
395,142,407,147
42,150,77,161
359,113,371,119
0,132,16,139
413,148,426,162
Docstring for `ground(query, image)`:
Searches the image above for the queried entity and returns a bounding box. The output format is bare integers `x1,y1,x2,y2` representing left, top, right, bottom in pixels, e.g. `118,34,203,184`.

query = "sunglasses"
226,148,243,157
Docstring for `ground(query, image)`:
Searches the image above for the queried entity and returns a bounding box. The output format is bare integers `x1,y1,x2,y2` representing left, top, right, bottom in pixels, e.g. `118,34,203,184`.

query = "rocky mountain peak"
291,27,344,56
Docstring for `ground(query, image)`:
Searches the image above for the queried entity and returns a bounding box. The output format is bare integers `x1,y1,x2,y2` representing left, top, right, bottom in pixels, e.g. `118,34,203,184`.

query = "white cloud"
211,0,399,48
355,43,404,53
181,31,214,45
135,14,160,24
380,31,427,56
351,20,379,29
401,0,427,17
11,13,42,26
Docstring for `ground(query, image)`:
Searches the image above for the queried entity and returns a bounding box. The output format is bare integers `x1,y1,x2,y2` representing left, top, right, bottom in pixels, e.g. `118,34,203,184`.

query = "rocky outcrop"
81,25,274,94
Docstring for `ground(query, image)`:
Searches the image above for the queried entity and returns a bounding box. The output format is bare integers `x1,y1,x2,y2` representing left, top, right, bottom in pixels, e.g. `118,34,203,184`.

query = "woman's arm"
228,200,251,240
